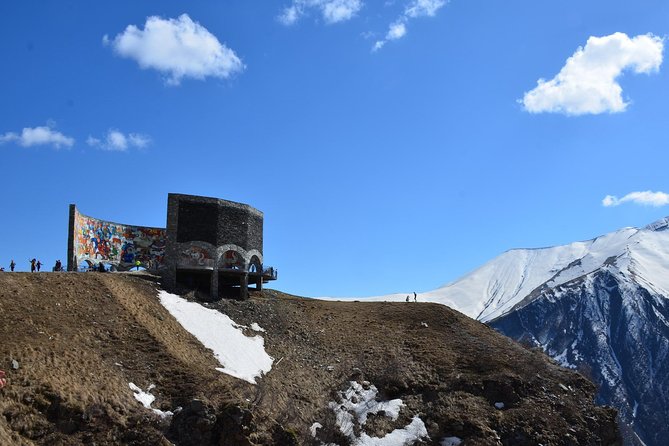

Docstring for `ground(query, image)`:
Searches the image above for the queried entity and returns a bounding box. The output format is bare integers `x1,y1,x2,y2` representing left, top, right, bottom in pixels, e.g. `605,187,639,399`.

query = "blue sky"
1,0,668,297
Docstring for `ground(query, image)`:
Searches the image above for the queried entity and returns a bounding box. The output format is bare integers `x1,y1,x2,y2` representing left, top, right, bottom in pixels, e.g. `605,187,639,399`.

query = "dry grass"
0,273,620,445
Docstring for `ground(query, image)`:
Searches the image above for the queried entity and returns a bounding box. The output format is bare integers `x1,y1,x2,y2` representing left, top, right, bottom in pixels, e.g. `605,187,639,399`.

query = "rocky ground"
0,273,621,445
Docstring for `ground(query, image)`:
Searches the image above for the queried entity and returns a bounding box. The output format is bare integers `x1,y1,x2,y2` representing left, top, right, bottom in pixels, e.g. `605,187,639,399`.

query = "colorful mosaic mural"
73,209,166,270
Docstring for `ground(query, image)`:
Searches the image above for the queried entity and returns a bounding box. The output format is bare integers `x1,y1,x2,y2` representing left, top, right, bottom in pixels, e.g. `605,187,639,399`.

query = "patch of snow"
129,383,174,419
152,407,174,419
354,416,428,445
329,381,404,428
250,322,265,332
552,348,577,369
129,383,156,408
494,402,504,409
310,422,323,437
441,437,462,446
321,381,429,446
158,290,273,384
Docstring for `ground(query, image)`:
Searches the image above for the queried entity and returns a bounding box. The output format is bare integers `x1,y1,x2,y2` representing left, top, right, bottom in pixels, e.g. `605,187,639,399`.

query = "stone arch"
248,255,262,273
220,248,245,270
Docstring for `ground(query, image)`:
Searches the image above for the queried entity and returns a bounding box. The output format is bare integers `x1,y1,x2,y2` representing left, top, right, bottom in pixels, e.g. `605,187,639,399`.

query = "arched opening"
222,250,244,270
248,255,262,273
248,255,263,291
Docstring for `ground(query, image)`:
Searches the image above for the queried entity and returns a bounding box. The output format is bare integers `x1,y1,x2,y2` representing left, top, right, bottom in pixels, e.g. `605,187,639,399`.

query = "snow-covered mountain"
341,217,669,446
355,217,669,320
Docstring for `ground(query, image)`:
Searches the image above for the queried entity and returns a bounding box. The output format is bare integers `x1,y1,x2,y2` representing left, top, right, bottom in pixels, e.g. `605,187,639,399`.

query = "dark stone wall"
216,202,263,251
177,201,219,245
163,193,265,293
169,194,263,253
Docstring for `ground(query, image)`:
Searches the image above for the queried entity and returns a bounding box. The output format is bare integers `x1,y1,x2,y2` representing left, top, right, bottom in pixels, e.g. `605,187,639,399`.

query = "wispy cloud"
278,0,363,25
521,33,664,116
87,130,151,152
373,0,447,51
602,191,669,207
0,123,74,149
104,14,244,86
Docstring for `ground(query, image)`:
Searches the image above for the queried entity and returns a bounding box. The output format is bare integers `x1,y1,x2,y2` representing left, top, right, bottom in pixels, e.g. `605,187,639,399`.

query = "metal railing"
262,266,278,280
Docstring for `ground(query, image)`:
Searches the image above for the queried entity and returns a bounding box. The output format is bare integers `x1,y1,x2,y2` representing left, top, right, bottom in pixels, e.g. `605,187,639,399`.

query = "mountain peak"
643,216,669,232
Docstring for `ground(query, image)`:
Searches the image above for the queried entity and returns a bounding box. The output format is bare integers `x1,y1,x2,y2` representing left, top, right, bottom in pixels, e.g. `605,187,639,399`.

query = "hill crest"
0,273,620,445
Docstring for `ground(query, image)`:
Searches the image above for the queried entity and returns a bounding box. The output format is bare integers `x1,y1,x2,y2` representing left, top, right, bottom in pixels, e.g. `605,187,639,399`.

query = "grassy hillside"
0,273,620,445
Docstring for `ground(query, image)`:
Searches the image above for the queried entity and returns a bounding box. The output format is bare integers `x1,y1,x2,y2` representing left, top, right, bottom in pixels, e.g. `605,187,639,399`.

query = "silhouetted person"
9,260,15,272
30,258,36,272
406,295,410,302
36,260,42,272
413,291,417,302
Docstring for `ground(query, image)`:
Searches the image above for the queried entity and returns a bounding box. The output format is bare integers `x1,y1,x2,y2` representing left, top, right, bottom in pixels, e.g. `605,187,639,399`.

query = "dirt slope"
0,273,620,445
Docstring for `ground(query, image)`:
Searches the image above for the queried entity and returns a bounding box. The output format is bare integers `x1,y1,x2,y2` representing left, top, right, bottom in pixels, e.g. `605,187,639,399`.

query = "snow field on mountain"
158,290,273,384
322,218,669,323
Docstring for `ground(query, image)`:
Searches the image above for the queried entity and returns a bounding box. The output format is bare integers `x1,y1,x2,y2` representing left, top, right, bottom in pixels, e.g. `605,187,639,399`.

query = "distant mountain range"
355,216,669,446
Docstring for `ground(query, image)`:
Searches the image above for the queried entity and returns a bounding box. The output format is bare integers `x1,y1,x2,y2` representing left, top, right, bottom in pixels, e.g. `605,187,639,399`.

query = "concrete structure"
163,193,275,299
67,193,277,299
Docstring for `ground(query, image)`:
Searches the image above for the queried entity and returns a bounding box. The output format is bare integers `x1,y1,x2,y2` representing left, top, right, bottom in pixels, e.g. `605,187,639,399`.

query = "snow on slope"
158,291,273,384
321,217,669,323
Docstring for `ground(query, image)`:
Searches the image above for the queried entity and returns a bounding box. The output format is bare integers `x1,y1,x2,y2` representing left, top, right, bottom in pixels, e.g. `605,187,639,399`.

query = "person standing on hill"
10,260,15,272
413,291,417,302
30,258,36,272
36,260,42,272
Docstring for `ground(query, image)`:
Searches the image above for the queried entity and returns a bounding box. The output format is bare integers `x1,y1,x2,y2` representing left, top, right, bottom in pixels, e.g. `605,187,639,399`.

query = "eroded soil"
0,273,620,445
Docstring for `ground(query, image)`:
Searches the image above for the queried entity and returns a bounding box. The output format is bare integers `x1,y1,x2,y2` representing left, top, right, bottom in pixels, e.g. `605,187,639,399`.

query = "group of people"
0,259,64,272
406,291,418,302
29,258,42,272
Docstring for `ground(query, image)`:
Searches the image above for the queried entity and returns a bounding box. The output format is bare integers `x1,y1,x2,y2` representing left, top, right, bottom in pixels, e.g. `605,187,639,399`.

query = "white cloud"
278,6,301,25
602,191,669,207
373,0,447,51
387,22,407,40
322,0,363,23
521,33,664,115
128,133,151,148
405,0,446,18
0,124,74,149
105,14,244,86
87,129,151,151
278,0,363,25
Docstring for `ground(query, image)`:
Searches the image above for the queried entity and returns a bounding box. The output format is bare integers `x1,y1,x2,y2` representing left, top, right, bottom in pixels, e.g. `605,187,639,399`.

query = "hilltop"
0,273,619,445
354,216,669,445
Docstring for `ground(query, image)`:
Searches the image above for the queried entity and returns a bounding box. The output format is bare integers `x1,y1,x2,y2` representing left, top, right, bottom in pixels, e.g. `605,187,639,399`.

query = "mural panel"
178,246,214,268
222,250,244,269
73,209,166,270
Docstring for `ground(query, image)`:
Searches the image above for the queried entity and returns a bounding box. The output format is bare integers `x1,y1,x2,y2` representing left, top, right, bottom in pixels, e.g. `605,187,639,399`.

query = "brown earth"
0,272,620,445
